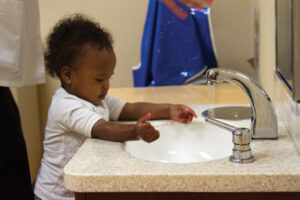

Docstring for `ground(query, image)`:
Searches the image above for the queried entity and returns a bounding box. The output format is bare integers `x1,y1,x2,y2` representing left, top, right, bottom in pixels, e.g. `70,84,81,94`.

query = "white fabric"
0,0,45,87
34,87,126,200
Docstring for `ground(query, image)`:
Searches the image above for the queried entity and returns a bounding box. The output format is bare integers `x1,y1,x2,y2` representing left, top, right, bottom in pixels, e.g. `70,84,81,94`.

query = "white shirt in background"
34,87,126,200
0,0,45,87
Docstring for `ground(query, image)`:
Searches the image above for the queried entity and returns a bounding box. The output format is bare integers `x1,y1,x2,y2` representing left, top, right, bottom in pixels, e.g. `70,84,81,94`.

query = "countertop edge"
64,172,300,192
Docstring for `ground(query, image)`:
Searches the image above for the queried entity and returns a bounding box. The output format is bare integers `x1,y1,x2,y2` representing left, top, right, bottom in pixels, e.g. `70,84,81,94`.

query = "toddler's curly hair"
44,13,113,78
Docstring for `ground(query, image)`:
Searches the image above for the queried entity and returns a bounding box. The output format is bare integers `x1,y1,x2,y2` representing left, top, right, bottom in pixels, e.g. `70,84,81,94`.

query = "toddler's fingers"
187,115,192,124
144,129,160,143
149,130,160,142
174,116,186,122
184,107,198,118
138,113,152,124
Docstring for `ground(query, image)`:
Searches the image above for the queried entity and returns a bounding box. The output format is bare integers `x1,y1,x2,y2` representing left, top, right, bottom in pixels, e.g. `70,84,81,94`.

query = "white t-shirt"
34,87,126,200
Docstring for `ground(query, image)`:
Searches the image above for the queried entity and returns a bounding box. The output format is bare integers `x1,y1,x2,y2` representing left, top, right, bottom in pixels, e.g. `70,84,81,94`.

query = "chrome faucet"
206,68,278,139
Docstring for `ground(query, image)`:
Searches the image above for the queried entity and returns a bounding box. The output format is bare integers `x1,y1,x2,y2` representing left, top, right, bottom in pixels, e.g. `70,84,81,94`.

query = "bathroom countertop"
63,85,300,192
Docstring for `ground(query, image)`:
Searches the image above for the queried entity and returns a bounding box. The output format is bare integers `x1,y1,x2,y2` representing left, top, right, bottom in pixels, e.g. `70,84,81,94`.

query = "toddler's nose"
102,79,109,90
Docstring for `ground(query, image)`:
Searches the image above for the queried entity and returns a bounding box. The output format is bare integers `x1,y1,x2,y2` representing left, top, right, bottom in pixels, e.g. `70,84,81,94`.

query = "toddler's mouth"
99,94,106,100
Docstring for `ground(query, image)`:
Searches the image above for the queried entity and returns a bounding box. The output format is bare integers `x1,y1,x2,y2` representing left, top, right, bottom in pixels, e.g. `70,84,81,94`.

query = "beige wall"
211,0,254,77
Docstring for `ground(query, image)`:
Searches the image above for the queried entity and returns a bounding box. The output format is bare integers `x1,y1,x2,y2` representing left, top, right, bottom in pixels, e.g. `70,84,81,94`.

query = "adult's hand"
160,0,213,19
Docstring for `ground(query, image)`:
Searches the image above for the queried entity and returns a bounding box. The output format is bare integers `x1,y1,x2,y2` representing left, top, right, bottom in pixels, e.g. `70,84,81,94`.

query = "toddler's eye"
96,79,104,82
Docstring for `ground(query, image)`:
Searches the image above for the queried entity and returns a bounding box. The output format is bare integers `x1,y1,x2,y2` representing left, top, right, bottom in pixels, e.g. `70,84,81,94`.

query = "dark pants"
0,87,34,200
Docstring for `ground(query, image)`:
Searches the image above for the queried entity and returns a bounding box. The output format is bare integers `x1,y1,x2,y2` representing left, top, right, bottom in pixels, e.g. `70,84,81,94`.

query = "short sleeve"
51,97,102,137
104,96,126,121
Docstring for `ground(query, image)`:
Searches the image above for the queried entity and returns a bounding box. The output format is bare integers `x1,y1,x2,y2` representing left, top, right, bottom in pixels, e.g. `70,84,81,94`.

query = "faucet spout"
206,68,278,139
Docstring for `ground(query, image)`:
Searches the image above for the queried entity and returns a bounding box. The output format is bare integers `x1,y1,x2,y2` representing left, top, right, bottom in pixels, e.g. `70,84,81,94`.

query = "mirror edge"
293,0,300,102
275,0,293,97
275,0,300,102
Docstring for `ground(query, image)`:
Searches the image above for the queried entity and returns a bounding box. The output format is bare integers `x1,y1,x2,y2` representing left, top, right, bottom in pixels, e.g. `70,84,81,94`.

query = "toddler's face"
67,44,116,106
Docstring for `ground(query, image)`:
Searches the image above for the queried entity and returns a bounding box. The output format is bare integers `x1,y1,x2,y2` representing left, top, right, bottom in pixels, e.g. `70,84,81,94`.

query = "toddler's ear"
60,66,72,83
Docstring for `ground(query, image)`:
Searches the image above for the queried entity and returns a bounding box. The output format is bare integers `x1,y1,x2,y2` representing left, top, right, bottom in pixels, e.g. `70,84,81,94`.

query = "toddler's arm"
119,102,197,123
91,103,197,143
91,113,159,143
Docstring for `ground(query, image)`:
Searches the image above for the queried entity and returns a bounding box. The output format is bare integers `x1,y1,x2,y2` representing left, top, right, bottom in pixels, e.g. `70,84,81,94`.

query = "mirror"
276,0,292,90
276,0,300,101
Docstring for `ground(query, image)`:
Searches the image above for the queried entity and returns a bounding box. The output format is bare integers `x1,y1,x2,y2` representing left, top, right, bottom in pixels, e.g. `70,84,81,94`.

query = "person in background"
33,14,197,200
0,0,45,199
133,0,217,86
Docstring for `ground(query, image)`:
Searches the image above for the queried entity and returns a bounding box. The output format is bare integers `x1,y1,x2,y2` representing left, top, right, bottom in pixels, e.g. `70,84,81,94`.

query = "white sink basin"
124,121,235,163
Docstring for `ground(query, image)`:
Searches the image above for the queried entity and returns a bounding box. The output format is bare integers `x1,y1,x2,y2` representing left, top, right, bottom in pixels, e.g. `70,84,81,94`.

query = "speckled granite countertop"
63,86,300,192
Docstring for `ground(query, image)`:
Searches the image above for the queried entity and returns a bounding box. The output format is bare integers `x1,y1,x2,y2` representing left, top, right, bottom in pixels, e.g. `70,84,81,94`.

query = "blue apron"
133,0,217,87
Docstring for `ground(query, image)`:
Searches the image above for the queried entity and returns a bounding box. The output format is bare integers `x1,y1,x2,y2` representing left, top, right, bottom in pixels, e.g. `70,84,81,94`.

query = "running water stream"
208,84,216,118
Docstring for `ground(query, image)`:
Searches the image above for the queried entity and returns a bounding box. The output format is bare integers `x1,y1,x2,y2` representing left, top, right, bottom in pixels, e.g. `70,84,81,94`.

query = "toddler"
34,14,197,200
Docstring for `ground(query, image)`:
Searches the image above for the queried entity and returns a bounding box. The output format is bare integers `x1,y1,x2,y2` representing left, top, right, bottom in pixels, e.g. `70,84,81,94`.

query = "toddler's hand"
136,113,160,143
170,105,198,124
